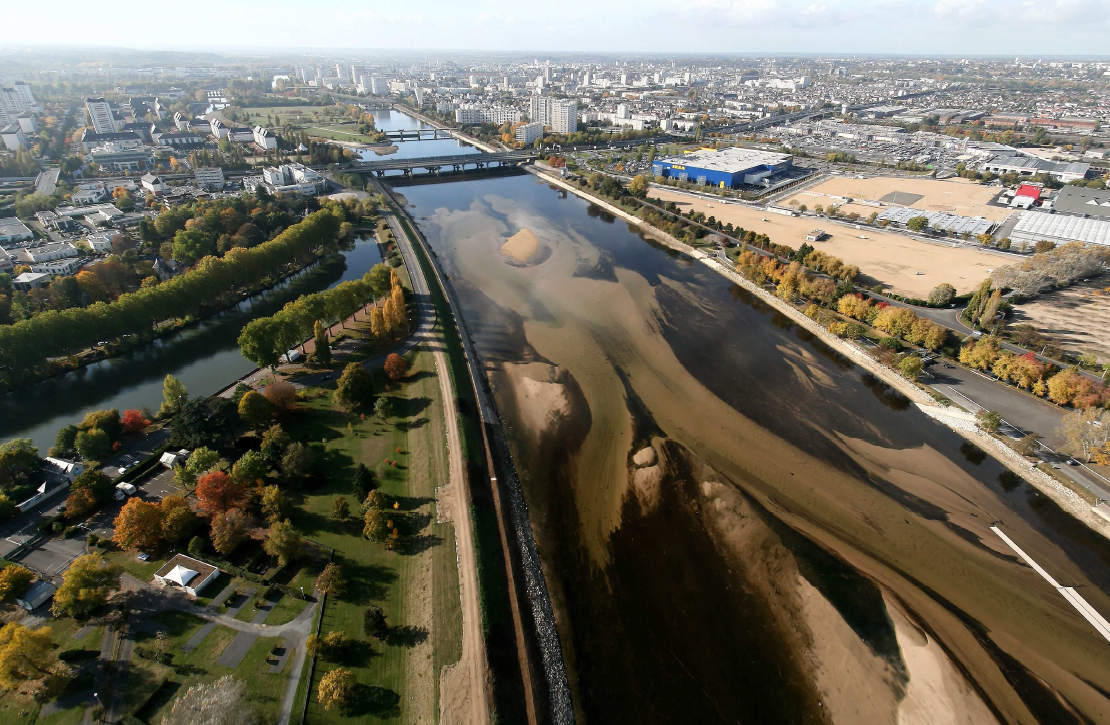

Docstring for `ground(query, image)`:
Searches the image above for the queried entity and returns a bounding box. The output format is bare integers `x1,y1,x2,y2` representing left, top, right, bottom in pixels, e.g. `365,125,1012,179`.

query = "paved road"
385,208,492,725
925,363,1110,501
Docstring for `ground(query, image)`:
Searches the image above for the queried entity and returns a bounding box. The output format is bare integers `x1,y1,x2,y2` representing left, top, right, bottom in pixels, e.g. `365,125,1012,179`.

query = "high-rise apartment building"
85,98,118,134
529,96,578,135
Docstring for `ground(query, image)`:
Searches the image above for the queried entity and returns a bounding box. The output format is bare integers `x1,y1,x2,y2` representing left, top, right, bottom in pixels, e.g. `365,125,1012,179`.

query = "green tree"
238,318,284,374
160,374,189,416
52,554,121,618
928,283,956,306
74,428,111,461
334,362,374,410
0,439,41,496
331,496,350,521
899,355,924,380
262,519,303,566
353,463,374,499
170,398,242,450
281,442,314,480
237,391,272,430
367,263,392,300
171,228,216,267
976,409,1003,433
71,470,114,504
363,507,390,542
231,450,268,487
373,397,392,422
313,320,331,366
316,562,345,596
260,485,289,524
906,216,929,232
186,447,220,477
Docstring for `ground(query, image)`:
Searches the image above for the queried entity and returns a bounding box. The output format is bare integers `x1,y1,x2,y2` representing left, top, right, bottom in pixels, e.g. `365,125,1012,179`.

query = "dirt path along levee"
386,213,493,725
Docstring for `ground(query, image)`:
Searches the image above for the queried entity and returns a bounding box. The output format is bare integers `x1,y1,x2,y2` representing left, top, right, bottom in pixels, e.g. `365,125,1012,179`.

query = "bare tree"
1057,408,1110,463
162,675,257,725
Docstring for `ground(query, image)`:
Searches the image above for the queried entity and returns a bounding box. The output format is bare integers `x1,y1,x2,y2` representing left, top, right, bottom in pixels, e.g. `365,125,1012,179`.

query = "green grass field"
288,344,462,724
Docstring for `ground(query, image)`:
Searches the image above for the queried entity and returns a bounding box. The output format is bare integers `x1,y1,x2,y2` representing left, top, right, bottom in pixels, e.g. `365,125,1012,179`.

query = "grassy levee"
392,206,531,724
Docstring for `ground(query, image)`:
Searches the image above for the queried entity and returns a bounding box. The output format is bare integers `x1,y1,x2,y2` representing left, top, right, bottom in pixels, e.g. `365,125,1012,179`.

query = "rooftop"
1013,210,1110,246
1053,186,1110,219
656,147,792,173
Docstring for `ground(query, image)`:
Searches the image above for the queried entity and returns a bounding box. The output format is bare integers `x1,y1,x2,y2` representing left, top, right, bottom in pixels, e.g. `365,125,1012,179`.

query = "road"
385,211,492,725
925,362,1110,501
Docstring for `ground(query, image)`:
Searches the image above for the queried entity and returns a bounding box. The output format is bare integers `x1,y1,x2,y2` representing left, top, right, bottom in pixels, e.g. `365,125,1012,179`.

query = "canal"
359,108,482,162
401,173,1110,725
0,236,381,452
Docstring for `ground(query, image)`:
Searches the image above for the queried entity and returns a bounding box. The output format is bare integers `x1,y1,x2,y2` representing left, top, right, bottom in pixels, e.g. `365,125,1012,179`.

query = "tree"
629,174,649,197
314,320,331,366
906,216,929,232
161,495,200,543
976,409,1003,433
316,562,345,596
64,488,97,520
374,397,393,422
211,508,252,555
160,374,189,416
186,447,220,477
334,362,374,410
0,623,67,695
121,409,150,433
928,283,956,306
113,499,165,551
188,535,207,557
237,391,273,430
172,228,216,267
0,565,34,602
259,381,296,414
231,450,269,487
174,464,197,490
74,428,111,461
162,675,257,725
52,554,120,618
383,353,407,381
331,496,350,521
281,442,314,480
363,507,390,542
368,264,392,300
899,355,924,380
51,425,79,458
318,668,357,711
353,464,374,499
0,439,41,496
71,470,114,504
196,471,246,517
260,485,290,524
170,398,242,450
238,318,284,374
1034,240,1056,254
260,425,291,467
263,519,303,566
1058,408,1110,463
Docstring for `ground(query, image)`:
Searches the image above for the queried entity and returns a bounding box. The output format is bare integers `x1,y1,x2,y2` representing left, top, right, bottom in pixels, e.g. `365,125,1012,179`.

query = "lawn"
130,617,290,725
288,346,462,724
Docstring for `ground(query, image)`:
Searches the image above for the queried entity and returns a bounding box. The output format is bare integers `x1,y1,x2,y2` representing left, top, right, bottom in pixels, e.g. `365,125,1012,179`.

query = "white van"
114,482,137,501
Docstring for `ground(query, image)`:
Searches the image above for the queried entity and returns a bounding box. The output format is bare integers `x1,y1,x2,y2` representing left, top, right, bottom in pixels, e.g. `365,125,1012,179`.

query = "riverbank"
528,166,1110,542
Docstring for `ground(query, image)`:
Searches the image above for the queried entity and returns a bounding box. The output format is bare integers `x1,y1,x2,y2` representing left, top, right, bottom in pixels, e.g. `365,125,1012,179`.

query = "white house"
141,173,168,195
13,272,52,291
31,258,82,276
160,449,191,468
87,230,121,253
252,125,277,150
43,457,86,482
153,554,220,597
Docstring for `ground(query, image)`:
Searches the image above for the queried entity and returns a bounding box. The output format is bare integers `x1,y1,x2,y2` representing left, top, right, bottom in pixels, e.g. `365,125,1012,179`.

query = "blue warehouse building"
652,147,793,189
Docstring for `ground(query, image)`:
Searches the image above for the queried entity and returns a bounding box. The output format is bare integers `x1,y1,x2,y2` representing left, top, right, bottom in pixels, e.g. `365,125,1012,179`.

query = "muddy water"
403,175,1110,725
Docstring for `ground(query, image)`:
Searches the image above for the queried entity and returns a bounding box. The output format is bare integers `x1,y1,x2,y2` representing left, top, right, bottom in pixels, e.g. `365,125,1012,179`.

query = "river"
0,236,381,452
358,108,481,163
402,173,1110,724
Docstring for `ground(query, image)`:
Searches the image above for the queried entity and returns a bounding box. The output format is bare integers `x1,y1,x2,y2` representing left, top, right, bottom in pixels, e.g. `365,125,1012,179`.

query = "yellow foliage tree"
318,667,357,711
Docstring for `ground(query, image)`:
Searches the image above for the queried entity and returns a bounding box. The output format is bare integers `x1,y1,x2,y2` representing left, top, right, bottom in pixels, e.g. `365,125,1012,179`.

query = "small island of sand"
499,228,541,262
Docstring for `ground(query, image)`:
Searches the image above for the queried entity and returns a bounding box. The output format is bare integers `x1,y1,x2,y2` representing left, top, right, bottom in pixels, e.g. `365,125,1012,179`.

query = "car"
118,465,130,475
322,373,333,380
137,552,150,562
1067,459,1080,466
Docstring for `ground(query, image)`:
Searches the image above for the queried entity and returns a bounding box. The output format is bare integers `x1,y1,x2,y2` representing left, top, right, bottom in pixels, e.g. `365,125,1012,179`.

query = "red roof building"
1015,183,1042,200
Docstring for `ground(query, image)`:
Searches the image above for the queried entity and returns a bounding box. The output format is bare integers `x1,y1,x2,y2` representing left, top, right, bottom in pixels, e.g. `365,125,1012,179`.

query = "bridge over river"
349,150,539,176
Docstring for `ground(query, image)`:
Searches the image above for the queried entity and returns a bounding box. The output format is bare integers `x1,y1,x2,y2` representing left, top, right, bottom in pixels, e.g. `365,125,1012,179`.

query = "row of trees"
0,210,341,380
991,242,1110,299
959,337,1107,408
836,294,950,351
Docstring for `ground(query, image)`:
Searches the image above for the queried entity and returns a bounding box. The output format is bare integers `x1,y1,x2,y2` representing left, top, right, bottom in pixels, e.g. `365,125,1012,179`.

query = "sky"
6,0,1110,57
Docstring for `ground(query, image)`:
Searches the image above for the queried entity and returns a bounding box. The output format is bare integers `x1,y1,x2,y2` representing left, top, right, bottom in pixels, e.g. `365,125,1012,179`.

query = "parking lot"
2,459,188,583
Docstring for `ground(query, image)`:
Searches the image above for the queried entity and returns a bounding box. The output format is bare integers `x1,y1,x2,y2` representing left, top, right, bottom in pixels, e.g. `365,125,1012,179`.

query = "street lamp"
300,586,304,600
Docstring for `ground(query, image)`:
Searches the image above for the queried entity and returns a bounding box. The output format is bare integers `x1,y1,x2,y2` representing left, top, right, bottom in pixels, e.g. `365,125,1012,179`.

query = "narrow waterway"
403,174,1110,725
358,108,481,162
0,236,381,452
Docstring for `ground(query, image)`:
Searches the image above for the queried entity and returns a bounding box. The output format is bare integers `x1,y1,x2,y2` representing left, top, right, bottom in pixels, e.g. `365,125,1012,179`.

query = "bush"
188,535,207,557
86,533,100,547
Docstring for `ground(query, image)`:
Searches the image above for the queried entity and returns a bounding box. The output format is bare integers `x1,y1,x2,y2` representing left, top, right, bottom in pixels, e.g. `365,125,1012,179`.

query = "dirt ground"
648,187,1008,298
783,175,1011,222
1012,277,1110,363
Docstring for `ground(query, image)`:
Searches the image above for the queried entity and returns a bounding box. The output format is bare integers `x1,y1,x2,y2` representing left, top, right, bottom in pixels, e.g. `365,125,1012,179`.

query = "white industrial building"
245,163,322,196
875,207,995,236
1010,211,1110,250
981,154,1090,183
0,217,34,243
